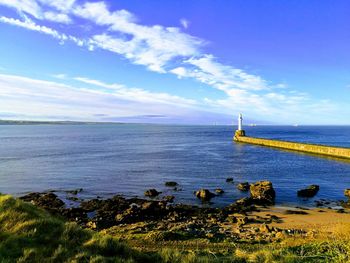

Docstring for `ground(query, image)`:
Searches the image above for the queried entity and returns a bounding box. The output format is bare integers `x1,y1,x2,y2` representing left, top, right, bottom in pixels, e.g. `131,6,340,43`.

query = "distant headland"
0,120,123,125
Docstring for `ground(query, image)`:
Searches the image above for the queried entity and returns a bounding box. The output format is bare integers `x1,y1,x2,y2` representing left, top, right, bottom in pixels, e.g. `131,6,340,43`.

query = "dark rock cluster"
18,180,316,243
237,182,250,191
297,185,319,198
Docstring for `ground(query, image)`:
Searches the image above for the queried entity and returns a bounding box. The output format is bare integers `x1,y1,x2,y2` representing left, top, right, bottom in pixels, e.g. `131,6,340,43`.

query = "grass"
0,194,153,262
1,194,350,262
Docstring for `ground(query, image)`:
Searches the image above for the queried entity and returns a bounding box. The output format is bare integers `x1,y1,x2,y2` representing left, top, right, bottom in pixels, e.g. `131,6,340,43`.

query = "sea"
0,124,350,207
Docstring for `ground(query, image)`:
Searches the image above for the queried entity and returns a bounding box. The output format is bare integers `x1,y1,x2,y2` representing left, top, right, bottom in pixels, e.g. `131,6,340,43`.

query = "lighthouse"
238,113,243,131
234,113,246,139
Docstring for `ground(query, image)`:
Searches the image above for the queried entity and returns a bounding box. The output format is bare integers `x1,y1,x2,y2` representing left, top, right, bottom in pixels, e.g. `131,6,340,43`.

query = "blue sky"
0,0,349,124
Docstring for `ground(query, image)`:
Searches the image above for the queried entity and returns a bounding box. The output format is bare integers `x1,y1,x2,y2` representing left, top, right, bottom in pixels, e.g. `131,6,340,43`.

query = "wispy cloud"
73,76,198,106
0,16,68,41
171,54,268,92
0,0,76,22
51,73,67,79
73,2,203,73
0,73,206,122
0,0,346,124
43,11,71,24
180,18,189,29
38,0,76,12
0,0,42,18
0,15,86,46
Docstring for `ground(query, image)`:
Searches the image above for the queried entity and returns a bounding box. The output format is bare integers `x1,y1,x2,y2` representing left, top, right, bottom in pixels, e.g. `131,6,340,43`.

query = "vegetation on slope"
0,194,152,262
1,194,350,262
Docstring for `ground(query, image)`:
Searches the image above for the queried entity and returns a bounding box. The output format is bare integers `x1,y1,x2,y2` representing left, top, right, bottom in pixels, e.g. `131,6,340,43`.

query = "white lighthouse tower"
238,113,243,131
234,113,245,139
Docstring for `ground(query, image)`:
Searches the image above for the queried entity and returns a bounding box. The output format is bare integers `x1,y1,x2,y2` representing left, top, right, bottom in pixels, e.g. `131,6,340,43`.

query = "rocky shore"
18,180,350,245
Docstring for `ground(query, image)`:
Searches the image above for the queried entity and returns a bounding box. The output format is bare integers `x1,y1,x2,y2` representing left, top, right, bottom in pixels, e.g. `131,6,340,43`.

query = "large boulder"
237,182,250,191
20,192,65,210
235,197,253,206
344,189,350,198
297,185,319,198
144,189,160,197
165,181,178,187
195,189,215,201
249,181,275,205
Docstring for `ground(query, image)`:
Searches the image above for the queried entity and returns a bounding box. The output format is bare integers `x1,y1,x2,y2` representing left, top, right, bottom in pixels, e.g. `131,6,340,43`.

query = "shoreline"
3,193,350,262
15,186,350,245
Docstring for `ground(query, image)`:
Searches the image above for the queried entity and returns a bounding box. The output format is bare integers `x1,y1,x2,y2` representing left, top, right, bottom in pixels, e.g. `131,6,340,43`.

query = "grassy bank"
1,194,350,262
0,194,154,262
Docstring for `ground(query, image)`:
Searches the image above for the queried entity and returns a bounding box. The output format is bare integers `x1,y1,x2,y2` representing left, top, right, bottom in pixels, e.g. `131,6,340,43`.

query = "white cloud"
73,2,203,72
0,73,203,122
171,55,268,92
0,16,68,41
180,18,189,29
74,76,197,106
0,15,88,46
73,1,135,25
38,0,76,12
0,0,346,124
0,0,74,23
43,11,72,24
203,87,344,124
52,73,67,79
0,0,41,18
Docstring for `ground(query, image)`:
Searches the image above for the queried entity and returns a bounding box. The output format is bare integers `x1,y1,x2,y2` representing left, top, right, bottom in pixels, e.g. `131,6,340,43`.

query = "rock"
344,189,350,198
66,188,83,195
297,185,319,198
80,198,102,211
226,178,234,183
237,216,248,225
259,223,271,233
227,216,237,223
19,192,41,202
38,193,65,209
284,210,308,215
315,200,323,207
163,195,175,202
269,215,281,223
235,197,253,206
115,206,141,224
195,189,216,201
144,189,160,197
141,201,163,214
165,181,178,187
66,196,79,202
237,182,250,191
60,207,87,224
250,181,275,205
215,188,224,194
20,192,65,210
86,221,97,229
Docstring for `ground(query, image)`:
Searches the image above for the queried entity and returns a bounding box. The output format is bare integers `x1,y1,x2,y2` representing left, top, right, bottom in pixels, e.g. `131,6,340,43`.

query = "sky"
0,0,349,125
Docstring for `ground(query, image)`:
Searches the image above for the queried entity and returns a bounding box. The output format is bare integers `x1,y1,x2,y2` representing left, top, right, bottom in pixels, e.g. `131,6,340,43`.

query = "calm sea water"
0,124,350,207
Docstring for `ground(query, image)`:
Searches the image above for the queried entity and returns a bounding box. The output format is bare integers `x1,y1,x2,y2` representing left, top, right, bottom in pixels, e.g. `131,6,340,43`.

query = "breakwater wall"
234,131,350,160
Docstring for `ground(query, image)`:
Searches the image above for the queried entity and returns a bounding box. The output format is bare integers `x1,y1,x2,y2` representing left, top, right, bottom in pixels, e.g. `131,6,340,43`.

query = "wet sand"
250,206,350,233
